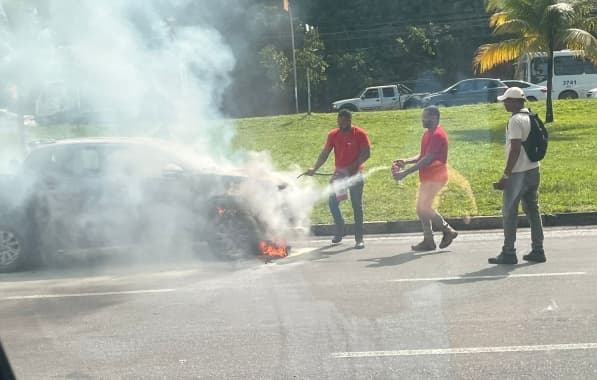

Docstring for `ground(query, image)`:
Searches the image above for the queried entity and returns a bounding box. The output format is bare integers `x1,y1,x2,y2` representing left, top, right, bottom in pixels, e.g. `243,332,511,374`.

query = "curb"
310,212,597,236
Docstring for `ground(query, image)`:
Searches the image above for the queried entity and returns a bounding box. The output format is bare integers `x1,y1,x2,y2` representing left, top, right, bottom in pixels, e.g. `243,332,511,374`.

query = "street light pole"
307,67,311,114
288,3,299,114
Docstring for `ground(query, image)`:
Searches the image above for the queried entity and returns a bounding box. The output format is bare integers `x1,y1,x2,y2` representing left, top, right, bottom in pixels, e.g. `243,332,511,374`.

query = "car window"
104,145,180,178
382,87,395,98
555,55,584,75
363,88,380,99
454,80,476,92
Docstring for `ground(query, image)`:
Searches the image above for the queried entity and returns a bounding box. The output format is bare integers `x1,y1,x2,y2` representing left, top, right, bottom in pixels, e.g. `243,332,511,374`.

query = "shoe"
331,235,343,244
488,253,518,265
523,250,546,263
411,239,436,252
439,227,458,249
355,241,365,249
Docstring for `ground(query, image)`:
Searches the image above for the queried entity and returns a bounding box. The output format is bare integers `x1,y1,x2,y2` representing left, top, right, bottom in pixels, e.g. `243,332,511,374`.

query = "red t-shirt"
325,126,371,175
419,125,449,183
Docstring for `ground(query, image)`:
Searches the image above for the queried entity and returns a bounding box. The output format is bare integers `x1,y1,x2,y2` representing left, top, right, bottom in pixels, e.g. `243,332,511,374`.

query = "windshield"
1,1,596,379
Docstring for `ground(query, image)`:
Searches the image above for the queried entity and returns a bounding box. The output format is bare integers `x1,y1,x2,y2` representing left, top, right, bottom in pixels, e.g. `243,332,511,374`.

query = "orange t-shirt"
419,126,449,183
325,126,371,175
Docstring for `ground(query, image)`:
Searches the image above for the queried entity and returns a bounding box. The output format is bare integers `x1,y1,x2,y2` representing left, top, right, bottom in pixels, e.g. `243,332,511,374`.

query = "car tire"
403,99,421,109
558,91,578,100
206,200,262,260
527,96,538,102
0,224,29,273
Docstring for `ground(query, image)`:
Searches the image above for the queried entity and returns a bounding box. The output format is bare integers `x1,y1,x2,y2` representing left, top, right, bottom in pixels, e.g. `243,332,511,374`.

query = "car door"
450,80,480,105
359,88,382,110
380,87,399,109
103,144,198,245
27,144,131,250
482,79,506,103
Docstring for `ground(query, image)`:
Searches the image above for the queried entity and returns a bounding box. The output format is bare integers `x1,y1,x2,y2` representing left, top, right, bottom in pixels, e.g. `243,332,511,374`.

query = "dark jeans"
328,178,364,241
502,167,544,255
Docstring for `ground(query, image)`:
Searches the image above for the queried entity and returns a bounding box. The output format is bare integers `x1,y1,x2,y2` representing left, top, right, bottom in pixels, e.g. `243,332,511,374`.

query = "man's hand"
493,175,508,190
304,168,317,176
393,159,406,167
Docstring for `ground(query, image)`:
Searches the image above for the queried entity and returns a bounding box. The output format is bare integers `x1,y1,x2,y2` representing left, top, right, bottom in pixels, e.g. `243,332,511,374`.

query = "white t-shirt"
506,108,540,173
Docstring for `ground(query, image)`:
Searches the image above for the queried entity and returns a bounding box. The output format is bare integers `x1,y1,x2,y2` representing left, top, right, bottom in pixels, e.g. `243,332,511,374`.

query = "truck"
330,84,428,112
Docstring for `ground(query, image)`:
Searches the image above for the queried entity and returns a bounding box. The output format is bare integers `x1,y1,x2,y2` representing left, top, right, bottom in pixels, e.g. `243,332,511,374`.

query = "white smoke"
0,0,325,268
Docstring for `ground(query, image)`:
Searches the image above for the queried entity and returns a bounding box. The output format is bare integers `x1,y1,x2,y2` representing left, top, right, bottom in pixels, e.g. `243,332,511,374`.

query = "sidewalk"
310,211,597,236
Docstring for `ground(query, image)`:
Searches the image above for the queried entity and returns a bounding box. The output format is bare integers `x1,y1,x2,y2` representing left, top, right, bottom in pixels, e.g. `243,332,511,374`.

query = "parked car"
331,84,428,112
502,80,548,101
422,78,508,107
587,88,597,98
0,138,294,272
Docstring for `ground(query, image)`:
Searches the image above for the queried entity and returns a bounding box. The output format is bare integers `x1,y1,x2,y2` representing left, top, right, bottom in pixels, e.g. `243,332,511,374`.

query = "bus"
514,50,597,99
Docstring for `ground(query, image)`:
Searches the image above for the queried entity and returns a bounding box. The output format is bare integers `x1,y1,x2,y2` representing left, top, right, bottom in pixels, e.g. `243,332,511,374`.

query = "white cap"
497,87,526,101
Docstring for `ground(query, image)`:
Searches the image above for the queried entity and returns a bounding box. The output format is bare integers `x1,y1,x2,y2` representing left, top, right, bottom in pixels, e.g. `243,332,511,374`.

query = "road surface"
1,227,596,379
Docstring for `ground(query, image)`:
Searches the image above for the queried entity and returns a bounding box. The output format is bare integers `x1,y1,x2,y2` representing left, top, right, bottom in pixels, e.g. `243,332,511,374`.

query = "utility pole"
288,1,299,113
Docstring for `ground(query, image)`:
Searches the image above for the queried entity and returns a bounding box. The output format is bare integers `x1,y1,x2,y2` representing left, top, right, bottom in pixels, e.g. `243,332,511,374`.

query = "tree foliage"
474,0,597,122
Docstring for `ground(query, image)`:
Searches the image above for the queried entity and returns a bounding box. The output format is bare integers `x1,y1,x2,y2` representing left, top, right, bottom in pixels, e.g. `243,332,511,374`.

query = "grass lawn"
9,99,597,225
234,100,597,224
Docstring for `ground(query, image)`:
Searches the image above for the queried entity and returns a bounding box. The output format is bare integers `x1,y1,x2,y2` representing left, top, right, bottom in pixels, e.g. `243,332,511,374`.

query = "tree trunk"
545,41,554,123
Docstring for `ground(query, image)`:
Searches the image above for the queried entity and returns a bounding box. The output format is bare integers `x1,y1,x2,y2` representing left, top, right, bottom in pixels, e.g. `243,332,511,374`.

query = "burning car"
0,138,293,272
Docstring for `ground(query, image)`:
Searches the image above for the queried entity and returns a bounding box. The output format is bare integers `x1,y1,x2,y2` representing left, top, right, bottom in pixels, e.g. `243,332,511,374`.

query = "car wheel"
0,225,27,273
527,96,538,102
558,91,578,100
206,202,262,260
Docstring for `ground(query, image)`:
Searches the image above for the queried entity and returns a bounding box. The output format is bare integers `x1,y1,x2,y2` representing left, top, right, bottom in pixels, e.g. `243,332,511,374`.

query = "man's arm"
395,152,434,179
306,146,333,175
343,146,370,175
504,139,521,176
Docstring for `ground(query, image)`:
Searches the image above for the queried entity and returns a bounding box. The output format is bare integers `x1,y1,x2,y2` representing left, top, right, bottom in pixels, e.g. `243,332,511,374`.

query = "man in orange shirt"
306,109,371,249
393,106,458,251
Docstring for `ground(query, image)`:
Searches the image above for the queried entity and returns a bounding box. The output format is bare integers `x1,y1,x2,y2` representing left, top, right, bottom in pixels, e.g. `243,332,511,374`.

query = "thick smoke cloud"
0,0,325,266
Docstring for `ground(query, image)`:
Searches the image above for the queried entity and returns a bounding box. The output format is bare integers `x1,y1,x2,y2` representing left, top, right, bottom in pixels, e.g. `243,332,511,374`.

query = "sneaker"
523,250,546,263
355,240,365,249
439,227,458,249
331,235,343,244
488,253,518,265
411,239,436,252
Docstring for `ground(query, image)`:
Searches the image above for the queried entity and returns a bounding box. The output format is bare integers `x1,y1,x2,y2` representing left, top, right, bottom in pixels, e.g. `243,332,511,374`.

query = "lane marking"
331,343,597,358
389,272,587,283
1,288,176,301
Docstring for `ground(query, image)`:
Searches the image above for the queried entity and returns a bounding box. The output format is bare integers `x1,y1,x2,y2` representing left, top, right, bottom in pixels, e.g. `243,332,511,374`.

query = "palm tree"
474,0,597,122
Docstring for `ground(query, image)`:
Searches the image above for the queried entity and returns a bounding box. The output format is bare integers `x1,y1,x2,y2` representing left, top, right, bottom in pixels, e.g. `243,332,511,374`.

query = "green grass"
234,100,597,224
12,99,597,225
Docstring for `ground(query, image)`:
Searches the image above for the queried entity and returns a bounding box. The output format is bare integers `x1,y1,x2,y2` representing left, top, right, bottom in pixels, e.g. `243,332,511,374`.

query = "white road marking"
390,272,587,283
331,343,597,358
1,288,176,301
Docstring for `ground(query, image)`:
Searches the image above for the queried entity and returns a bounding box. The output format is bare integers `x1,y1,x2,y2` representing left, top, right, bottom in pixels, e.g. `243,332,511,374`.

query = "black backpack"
520,109,548,162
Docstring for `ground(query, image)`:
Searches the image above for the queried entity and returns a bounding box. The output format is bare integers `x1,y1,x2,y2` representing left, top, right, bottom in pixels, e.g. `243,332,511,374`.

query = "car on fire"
0,138,293,272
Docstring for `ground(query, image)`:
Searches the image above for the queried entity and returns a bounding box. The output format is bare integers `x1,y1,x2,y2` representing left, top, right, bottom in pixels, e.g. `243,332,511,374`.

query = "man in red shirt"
393,106,458,251
306,109,371,249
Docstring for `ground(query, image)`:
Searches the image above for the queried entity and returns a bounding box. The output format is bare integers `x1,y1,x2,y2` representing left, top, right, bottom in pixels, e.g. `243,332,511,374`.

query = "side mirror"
162,163,184,178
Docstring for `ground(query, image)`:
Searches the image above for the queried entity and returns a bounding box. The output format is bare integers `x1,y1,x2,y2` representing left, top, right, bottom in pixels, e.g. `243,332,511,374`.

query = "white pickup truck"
331,84,428,112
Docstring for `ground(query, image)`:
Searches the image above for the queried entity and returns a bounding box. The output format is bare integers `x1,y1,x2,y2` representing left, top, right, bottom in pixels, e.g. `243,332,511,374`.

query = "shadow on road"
360,249,451,268
440,262,538,285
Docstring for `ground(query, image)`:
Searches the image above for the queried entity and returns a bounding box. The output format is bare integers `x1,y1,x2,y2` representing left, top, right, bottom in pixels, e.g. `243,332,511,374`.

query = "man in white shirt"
489,87,545,264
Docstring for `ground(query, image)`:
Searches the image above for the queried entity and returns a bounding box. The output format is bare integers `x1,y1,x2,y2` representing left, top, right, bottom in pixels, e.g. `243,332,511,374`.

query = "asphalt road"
1,227,597,380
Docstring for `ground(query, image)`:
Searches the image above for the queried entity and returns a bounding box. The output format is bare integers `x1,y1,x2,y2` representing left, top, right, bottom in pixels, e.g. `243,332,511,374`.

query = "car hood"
332,97,360,105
